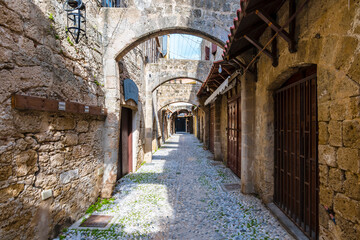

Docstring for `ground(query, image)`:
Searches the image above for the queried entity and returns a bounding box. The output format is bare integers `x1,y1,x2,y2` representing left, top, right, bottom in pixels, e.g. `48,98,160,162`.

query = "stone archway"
100,0,240,197
160,100,199,110
152,77,203,92
147,59,211,92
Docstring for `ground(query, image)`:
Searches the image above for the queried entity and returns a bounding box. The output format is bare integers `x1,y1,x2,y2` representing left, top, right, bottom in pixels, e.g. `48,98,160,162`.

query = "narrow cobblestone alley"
60,134,292,240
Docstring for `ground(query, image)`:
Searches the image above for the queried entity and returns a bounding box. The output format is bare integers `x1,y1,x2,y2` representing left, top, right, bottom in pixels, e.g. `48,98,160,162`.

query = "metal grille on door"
209,104,215,153
227,96,241,178
274,67,318,240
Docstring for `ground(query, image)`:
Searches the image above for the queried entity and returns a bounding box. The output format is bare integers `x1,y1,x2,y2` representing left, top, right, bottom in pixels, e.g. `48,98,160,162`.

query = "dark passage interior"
175,117,186,132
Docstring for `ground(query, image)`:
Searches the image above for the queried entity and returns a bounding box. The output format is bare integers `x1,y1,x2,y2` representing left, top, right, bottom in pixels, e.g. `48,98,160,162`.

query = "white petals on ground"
58,134,293,240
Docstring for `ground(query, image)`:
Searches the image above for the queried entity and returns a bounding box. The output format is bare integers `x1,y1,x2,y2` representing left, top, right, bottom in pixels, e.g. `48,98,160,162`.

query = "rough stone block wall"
254,0,360,238
156,83,201,110
219,95,228,163
213,97,223,160
0,0,105,238
118,46,147,170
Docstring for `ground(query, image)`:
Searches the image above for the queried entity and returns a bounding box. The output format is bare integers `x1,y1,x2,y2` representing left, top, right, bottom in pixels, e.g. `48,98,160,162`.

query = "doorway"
227,95,241,178
274,66,318,240
209,104,215,153
175,117,186,132
117,107,133,180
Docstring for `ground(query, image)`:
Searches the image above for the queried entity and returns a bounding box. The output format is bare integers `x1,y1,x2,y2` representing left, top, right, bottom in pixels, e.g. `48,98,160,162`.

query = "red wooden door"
209,104,215,153
117,107,133,180
227,96,241,177
274,67,318,240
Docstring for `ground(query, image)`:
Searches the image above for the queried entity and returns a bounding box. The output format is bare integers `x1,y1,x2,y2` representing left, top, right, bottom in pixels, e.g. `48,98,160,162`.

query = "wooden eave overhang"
197,60,237,96
222,0,287,61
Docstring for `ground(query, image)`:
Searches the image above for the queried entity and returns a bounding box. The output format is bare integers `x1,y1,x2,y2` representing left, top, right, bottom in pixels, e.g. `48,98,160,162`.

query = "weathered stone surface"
35,172,57,188
328,167,344,192
76,121,89,133
319,164,329,185
64,133,78,146
59,169,79,184
343,119,360,148
334,36,358,70
13,114,42,133
335,215,360,240
337,148,360,173
50,153,64,167
15,149,38,176
0,4,23,32
330,98,352,121
0,165,12,181
319,145,337,167
52,118,75,131
348,54,360,85
343,172,360,201
334,193,360,223
331,75,360,100
318,122,329,145
328,121,342,147
320,185,334,208
317,69,335,103
318,102,330,121
0,184,24,203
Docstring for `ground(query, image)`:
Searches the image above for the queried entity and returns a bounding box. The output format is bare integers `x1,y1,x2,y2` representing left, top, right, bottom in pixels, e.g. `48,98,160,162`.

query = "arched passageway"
147,59,211,91
101,0,239,198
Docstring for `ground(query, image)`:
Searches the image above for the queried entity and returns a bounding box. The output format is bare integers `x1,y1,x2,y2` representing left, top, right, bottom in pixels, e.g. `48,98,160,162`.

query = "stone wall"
254,0,360,239
213,97,223,160
220,94,228,164
156,82,201,110
147,59,211,91
118,44,147,170
0,0,105,238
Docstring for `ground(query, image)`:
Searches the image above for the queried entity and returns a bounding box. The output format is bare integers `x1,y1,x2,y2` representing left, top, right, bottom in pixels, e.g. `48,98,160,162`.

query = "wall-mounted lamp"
218,64,222,74
63,0,86,44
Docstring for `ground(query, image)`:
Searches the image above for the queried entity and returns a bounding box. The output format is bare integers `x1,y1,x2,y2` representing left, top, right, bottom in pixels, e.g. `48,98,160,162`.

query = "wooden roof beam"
244,35,274,60
255,10,294,47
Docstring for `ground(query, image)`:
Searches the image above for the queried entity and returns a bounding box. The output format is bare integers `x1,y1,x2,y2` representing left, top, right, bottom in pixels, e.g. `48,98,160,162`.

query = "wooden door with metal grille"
209,104,215,153
274,67,318,240
227,96,241,177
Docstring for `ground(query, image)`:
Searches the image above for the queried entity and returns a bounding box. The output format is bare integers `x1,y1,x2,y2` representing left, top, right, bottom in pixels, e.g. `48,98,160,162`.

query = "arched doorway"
101,0,239,194
273,66,318,239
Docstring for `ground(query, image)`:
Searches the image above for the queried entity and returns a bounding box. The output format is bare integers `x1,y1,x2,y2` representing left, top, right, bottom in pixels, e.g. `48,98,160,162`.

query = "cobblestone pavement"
59,133,293,240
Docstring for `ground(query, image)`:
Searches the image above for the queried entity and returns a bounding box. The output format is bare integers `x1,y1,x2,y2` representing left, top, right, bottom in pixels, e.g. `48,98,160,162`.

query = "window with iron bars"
101,0,127,7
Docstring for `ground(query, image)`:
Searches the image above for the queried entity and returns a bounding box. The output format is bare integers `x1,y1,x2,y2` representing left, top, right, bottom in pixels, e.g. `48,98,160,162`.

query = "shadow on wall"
0,0,106,239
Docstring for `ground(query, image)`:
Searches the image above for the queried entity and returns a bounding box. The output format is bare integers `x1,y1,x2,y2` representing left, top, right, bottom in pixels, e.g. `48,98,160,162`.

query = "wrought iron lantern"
63,0,86,44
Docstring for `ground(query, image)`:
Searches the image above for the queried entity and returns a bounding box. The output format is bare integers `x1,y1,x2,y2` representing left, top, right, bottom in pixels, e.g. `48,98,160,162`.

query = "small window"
205,46,210,60
211,43,217,55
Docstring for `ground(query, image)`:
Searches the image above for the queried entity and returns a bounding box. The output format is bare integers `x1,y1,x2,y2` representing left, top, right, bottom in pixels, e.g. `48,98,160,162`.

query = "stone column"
241,73,256,194
102,58,121,198
144,73,153,163
214,98,223,161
